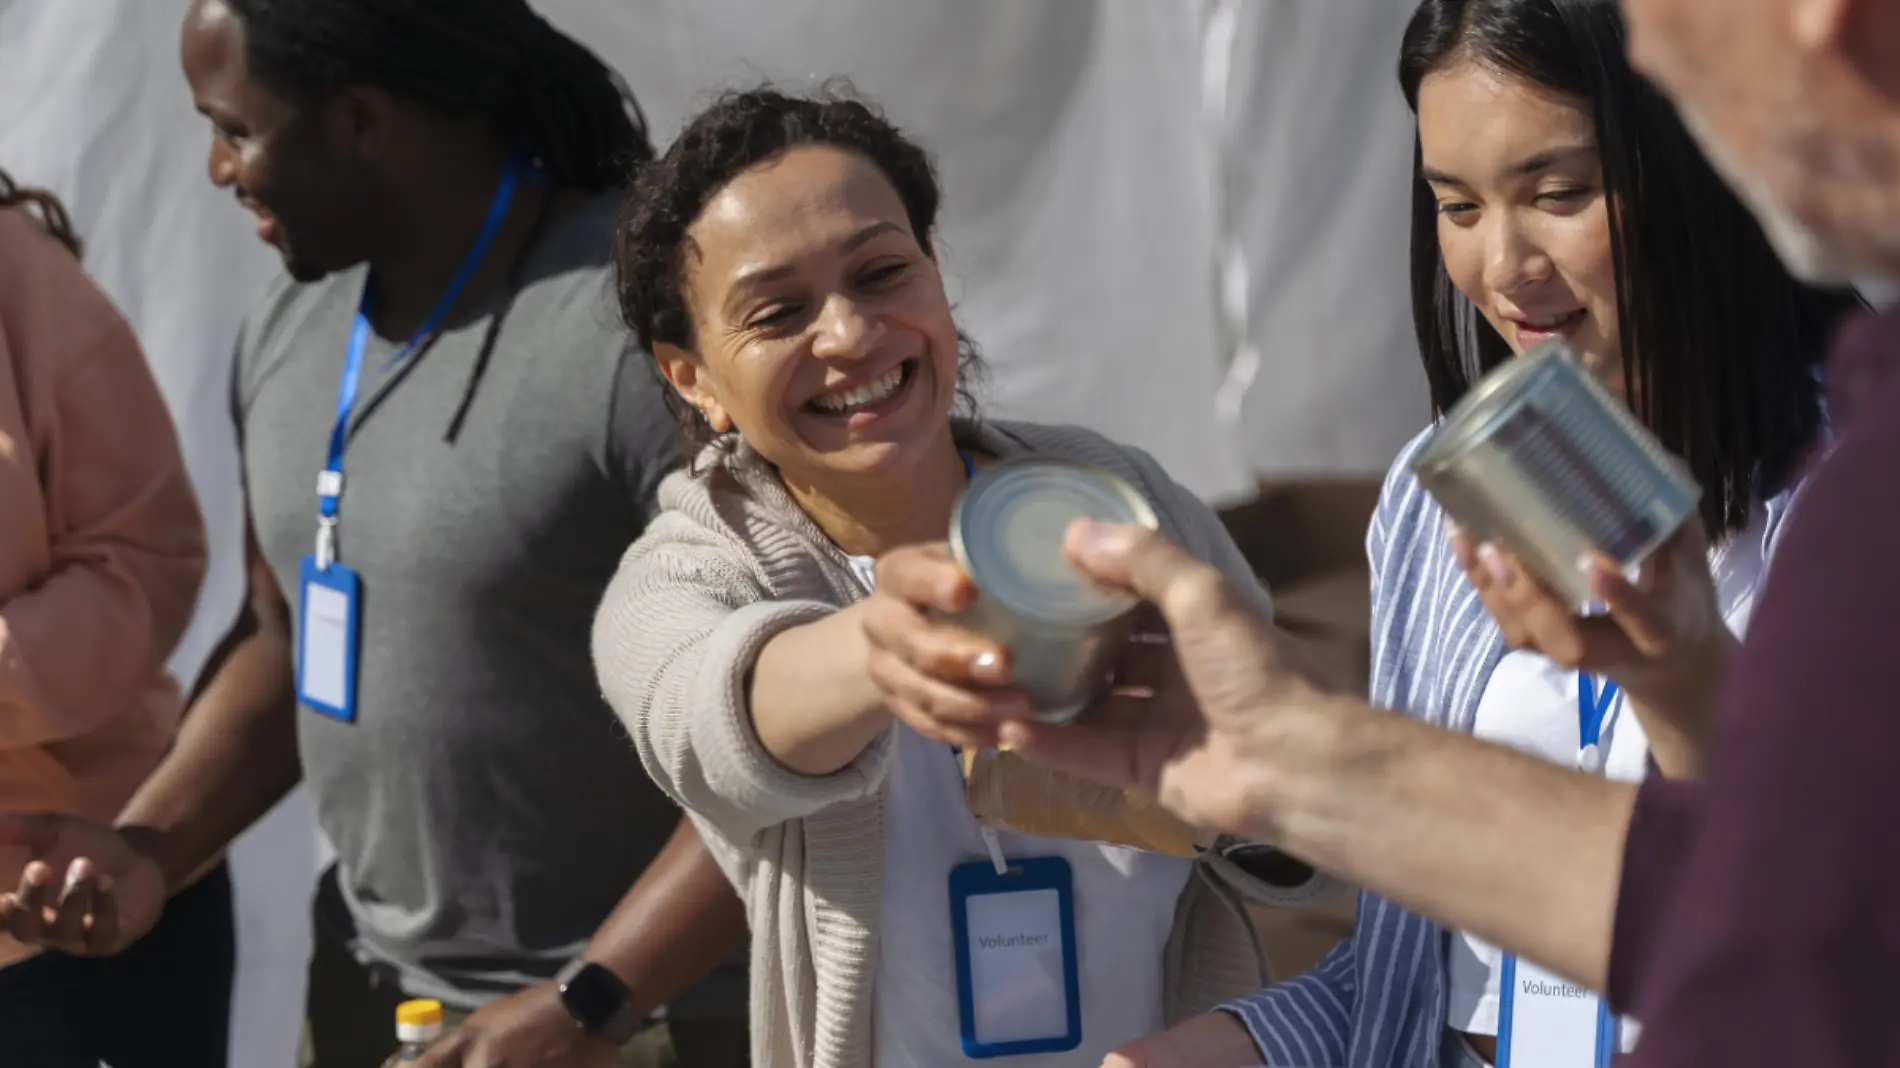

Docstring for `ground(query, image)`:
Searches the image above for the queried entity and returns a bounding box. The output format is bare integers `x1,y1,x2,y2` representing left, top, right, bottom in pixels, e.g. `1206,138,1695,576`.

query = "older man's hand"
997,520,1341,844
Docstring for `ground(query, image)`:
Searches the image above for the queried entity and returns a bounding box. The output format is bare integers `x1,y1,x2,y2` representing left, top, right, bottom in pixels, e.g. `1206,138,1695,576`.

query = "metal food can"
1410,339,1701,609
948,458,1159,724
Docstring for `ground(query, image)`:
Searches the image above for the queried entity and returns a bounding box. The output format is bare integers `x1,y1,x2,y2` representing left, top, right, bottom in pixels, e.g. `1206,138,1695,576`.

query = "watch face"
560,963,629,1029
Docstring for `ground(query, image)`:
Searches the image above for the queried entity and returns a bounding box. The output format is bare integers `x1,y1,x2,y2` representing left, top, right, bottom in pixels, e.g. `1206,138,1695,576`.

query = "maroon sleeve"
1606,777,1703,1014
1621,347,1900,1068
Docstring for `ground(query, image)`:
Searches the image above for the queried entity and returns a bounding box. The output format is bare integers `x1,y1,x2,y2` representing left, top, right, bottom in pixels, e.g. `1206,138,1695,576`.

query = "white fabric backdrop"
1218,0,1432,474
545,0,1257,503
542,0,1429,495
0,1,1427,1063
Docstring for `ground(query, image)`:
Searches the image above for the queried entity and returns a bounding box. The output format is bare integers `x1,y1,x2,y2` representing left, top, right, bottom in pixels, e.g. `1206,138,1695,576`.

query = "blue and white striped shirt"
1221,427,1798,1068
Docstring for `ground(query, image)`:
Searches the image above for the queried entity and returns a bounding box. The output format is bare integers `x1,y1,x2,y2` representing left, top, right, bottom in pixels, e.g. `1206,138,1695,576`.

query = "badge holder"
948,854,1082,1059
1497,954,1615,1068
1493,673,1624,1068
298,513,362,723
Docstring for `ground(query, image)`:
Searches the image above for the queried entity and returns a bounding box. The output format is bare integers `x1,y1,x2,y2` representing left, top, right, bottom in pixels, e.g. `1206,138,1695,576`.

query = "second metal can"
948,458,1159,724
1410,338,1701,608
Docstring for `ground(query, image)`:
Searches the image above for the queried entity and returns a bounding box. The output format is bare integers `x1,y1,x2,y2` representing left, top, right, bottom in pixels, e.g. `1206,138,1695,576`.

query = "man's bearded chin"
283,249,330,285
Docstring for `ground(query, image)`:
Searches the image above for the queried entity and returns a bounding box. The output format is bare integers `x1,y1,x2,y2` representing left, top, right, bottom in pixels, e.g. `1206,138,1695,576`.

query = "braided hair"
222,0,651,189
0,169,82,258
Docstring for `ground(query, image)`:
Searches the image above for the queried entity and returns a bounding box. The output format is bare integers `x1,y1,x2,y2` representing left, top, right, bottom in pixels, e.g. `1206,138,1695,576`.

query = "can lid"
1413,338,1574,474
951,459,1158,625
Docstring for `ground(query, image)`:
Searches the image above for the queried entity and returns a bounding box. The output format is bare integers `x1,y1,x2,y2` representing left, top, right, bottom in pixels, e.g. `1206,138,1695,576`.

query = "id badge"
297,555,362,723
1498,954,1614,1068
948,855,1081,1059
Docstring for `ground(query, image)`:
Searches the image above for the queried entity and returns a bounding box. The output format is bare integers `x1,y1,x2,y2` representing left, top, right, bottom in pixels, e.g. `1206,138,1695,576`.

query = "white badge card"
949,856,1081,1059
297,554,362,723
1498,954,1615,1068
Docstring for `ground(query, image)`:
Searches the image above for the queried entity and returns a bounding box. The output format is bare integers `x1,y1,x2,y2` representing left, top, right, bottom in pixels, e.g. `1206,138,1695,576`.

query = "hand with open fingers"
993,520,1338,844
860,542,1036,751
1446,515,1735,727
412,982,616,1068
0,813,165,957
1098,1011,1264,1068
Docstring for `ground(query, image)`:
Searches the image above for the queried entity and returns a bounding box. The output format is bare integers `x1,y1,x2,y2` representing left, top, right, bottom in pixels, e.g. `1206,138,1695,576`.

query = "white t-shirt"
847,556,1193,1067
1445,510,1774,1050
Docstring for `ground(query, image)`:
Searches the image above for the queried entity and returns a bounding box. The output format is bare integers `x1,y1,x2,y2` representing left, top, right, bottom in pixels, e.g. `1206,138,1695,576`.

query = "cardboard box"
1218,478,1379,697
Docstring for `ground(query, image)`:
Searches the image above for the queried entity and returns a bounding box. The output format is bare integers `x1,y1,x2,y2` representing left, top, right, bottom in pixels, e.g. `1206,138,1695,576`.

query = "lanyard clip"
315,516,339,571
979,824,1010,877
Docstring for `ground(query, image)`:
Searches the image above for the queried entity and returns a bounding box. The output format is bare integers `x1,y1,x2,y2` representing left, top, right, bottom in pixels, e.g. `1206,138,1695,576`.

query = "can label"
1490,397,1660,562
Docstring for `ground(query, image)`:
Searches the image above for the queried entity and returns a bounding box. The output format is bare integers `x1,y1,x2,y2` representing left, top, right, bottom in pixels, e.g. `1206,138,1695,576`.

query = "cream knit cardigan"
593,420,1332,1068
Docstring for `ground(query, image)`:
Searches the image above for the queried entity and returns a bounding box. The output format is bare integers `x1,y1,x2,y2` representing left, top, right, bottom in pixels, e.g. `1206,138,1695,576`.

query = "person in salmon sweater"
0,170,214,1067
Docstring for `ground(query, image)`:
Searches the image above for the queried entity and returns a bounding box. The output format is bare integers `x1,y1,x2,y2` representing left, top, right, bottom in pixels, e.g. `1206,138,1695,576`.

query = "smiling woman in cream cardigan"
591,90,1330,1068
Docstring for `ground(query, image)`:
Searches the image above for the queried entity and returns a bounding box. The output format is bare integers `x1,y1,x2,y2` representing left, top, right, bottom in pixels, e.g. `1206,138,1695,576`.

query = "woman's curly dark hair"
614,84,984,454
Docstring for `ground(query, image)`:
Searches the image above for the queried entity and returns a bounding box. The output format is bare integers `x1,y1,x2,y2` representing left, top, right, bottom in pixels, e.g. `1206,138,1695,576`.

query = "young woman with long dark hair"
1104,2,1861,1066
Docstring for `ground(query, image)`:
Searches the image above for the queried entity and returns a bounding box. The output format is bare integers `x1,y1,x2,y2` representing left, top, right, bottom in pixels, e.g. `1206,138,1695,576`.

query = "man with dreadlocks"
0,3,750,1067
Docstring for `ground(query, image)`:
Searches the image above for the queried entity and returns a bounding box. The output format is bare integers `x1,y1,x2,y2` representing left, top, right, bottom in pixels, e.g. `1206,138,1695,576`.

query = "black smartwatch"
555,959,643,1044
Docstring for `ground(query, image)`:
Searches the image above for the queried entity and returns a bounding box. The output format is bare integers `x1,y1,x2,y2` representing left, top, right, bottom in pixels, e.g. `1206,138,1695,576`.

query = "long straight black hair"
224,0,651,190
1398,0,1861,536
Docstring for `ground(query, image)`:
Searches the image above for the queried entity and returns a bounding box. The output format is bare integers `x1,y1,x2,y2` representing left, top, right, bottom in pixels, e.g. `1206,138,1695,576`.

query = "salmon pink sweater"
0,207,205,964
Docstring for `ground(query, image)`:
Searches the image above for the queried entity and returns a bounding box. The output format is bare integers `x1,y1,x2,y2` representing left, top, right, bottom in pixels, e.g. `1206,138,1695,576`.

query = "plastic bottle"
379,998,444,1066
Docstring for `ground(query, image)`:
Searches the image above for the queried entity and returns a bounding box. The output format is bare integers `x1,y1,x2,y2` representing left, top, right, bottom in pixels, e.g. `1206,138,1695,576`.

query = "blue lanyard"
1577,673,1621,751
313,157,528,568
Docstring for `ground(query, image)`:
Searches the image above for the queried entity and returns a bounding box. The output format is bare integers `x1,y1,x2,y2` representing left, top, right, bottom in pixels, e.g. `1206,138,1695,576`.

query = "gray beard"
1674,99,1871,288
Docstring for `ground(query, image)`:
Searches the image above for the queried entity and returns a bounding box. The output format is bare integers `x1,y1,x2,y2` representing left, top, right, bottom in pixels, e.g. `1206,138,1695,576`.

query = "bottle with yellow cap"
380,998,444,1066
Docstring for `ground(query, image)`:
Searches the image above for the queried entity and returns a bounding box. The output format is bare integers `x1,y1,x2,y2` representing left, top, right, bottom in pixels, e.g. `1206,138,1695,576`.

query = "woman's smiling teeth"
1522,310,1585,329
809,362,908,415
